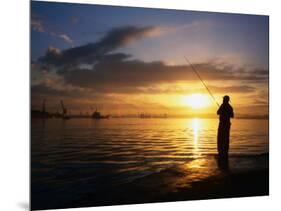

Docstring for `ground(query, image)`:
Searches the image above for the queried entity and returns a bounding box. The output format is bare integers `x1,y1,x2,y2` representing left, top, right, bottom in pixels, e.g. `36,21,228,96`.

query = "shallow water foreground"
59,154,268,208
31,118,268,210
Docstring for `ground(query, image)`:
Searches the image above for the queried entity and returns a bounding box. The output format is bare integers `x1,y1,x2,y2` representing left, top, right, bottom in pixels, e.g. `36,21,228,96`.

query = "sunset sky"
31,1,269,117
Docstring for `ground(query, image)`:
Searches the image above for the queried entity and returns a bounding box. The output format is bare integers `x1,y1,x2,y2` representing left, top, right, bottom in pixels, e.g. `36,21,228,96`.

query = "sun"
182,94,211,109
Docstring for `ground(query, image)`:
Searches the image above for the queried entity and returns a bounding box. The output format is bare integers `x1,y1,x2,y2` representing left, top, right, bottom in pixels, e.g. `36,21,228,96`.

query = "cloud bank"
31,25,268,112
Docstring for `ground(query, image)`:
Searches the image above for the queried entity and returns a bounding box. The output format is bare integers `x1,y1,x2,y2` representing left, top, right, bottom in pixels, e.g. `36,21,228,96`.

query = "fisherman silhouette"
217,95,234,158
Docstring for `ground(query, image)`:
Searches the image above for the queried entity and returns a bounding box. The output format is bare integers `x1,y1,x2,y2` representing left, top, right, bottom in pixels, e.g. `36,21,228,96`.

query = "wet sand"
45,154,269,210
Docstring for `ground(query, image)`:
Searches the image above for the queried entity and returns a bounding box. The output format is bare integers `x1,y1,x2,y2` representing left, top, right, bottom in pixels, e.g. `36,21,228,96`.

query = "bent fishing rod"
184,56,220,108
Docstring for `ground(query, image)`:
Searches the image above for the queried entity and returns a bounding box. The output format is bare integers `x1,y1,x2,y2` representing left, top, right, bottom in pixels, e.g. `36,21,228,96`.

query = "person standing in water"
217,95,234,157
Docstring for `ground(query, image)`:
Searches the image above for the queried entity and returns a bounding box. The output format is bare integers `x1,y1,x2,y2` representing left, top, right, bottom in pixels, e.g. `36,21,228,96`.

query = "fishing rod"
184,56,220,108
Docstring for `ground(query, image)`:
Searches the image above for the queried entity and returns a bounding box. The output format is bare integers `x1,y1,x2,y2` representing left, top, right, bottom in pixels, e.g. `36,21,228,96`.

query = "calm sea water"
31,118,268,206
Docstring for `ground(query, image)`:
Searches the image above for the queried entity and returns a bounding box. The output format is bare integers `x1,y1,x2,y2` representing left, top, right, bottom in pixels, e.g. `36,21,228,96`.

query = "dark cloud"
56,56,266,93
39,26,159,66
33,54,267,96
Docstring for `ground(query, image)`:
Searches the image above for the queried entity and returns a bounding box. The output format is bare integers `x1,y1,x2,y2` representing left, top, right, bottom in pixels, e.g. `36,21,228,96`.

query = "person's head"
223,95,230,104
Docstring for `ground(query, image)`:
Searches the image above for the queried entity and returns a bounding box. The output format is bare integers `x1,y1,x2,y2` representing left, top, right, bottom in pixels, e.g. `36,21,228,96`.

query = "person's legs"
217,122,223,156
222,123,230,156
218,122,230,158
225,124,230,154
217,155,229,170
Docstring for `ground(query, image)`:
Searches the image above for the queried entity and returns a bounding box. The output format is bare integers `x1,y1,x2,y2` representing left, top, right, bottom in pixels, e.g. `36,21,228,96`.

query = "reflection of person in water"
217,95,234,158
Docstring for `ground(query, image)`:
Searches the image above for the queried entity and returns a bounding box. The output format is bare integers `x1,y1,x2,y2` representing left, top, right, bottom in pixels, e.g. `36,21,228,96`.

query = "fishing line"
184,56,220,107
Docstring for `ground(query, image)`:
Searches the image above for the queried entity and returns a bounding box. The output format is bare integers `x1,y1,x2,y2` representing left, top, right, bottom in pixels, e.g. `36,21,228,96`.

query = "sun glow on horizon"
182,94,211,109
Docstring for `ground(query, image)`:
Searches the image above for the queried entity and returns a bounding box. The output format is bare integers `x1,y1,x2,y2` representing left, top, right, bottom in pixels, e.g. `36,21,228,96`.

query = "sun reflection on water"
191,118,202,156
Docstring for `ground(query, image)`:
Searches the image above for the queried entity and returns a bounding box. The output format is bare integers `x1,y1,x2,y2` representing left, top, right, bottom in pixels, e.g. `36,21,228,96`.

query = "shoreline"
32,154,269,210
